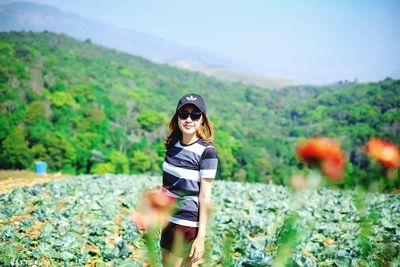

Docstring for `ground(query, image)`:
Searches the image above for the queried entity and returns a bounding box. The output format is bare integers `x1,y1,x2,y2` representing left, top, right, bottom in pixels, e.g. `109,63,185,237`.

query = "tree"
51,91,79,109
23,101,47,124
110,150,129,174
137,111,163,131
1,125,33,169
214,130,241,180
44,132,76,173
130,150,152,173
91,163,115,174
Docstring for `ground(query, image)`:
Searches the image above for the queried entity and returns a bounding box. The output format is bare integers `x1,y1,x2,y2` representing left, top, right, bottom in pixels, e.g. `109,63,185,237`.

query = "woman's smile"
177,104,204,140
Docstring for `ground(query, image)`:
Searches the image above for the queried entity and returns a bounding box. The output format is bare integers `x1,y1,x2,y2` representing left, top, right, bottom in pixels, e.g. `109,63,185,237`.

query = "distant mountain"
171,59,294,89
0,1,295,89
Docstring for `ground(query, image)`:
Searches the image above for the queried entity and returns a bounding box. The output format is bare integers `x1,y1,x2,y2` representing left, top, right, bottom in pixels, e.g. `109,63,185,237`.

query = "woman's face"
177,105,203,136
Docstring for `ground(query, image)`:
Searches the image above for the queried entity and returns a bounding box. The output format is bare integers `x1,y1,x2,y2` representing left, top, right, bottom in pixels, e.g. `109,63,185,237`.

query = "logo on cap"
186,95,197,101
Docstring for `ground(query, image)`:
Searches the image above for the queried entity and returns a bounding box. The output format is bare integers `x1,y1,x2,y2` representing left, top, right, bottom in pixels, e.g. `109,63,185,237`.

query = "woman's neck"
181,133,199,145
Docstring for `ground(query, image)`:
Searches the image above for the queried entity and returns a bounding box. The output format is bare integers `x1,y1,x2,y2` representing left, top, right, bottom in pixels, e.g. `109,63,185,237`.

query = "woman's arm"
197,177,214,238
189,177,214,263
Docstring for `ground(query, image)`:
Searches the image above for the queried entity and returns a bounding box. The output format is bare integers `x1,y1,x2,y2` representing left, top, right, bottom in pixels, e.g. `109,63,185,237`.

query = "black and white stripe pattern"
162,138,218,227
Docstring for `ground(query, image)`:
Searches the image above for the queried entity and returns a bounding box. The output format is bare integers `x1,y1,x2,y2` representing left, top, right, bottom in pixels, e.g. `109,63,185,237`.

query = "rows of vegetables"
1,174,399,266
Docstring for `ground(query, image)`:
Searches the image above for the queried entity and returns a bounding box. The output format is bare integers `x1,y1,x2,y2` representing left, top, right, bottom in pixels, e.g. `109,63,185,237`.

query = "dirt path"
0,170,71,194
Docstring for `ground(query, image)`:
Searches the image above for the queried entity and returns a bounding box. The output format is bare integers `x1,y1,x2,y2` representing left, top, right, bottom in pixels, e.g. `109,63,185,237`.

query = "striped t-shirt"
162,138,218,227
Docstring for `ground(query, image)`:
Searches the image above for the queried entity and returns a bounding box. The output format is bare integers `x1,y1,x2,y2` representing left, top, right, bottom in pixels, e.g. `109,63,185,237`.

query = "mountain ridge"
0,1,295,89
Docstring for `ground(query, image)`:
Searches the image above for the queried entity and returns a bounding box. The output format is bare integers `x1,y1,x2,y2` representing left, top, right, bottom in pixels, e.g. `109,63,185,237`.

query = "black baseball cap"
176,93,207,114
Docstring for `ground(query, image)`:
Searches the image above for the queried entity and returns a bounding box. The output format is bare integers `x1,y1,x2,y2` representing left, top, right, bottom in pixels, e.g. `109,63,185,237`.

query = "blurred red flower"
144,186,176,214
130,211,149,230
131,186,177,230
364,137,400,169
290,174,308,191
296,137,346,182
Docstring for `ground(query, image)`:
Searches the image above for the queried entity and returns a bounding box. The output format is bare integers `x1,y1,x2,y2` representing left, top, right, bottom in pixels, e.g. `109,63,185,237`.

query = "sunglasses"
177,110,202,121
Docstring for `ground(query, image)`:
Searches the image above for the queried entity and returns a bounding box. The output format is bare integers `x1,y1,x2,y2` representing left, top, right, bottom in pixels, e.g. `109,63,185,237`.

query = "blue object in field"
35,161,47,174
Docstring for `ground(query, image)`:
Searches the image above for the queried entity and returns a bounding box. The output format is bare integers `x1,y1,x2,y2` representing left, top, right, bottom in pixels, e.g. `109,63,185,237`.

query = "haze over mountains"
0,1,294,89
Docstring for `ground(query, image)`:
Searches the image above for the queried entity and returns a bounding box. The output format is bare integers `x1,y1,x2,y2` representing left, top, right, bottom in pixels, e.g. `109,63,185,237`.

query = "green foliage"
31,143,46,161
0,41,13,54
92,163,116,174
0,243,18,266
51,91,79,109
110,150,129,174
23,101,47,124
0,125,32,169
221,229,236,266
137,111,164,131
130,150,152,173
273,214,302,267
0,116,12,140
214,130,241,180
44,132,76,173
0,31,399,189
119,68,133,78
28,119,51,144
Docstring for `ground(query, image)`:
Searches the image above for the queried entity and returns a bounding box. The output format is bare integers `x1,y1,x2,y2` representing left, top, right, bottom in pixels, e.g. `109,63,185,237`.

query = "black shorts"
160,221,199,257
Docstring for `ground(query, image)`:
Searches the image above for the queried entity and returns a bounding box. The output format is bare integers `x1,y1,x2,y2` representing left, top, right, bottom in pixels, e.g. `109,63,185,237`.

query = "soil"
0,170,71,194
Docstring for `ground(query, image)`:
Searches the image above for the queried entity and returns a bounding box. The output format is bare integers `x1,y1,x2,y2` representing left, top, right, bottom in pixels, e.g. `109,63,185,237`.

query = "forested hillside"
0,32,399,187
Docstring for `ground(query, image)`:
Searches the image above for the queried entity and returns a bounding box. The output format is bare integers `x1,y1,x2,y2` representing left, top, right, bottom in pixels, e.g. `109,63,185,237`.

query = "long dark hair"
164,112,215,150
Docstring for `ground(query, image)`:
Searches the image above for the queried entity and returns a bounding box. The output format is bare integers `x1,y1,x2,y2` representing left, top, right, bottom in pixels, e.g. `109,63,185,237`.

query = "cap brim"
177,103,205,113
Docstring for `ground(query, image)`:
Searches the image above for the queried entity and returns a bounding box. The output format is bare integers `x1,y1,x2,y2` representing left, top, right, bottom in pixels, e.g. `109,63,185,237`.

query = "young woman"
160,93,219,267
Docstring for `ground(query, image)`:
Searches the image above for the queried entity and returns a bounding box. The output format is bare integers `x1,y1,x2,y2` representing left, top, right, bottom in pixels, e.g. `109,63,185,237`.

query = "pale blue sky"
3,0,400,83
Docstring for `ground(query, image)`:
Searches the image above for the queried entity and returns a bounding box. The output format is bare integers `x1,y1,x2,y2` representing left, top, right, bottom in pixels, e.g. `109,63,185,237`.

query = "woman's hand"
189,236,205,263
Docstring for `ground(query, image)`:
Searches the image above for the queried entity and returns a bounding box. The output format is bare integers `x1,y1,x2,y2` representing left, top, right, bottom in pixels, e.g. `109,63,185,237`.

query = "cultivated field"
0,174,399,266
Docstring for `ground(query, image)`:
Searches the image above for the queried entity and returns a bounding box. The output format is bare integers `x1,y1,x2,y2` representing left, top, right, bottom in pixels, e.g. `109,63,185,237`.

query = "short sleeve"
199,146,218,179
